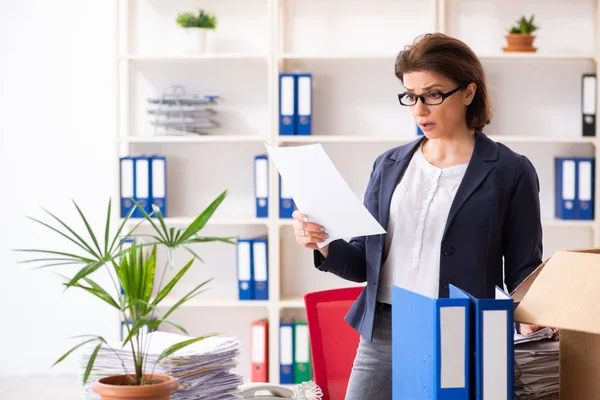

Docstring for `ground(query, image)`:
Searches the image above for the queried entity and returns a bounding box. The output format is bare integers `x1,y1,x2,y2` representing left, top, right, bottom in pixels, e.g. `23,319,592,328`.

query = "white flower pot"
181,27,215,53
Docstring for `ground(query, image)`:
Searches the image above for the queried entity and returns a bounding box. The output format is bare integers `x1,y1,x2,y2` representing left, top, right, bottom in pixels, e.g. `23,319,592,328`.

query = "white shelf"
543,219,596,229
279,298,306,308
125,217,268,226
278,135,597,145
280,53,596,62
477,53,596,61
158,297,270,308
122,135,268,144
122,53,268,61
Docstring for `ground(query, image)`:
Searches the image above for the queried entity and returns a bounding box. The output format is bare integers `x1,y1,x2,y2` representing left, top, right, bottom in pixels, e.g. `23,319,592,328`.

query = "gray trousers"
345,304,392,400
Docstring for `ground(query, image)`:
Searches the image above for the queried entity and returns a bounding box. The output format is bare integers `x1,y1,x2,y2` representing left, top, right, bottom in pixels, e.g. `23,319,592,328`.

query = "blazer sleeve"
503,155,544,293
311,158,383,283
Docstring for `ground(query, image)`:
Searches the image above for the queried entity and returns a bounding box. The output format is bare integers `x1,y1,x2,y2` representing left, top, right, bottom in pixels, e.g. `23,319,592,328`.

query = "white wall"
0,0,118,377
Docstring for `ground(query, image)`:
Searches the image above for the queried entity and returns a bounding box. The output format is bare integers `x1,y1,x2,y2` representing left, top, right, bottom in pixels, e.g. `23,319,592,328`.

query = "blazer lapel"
442,133,498,239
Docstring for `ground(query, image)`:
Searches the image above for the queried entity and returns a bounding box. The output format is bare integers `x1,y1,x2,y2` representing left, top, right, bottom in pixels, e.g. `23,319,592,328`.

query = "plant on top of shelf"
176,9,218,53
16,190,235,400
503,14,540,53
176,9,217,29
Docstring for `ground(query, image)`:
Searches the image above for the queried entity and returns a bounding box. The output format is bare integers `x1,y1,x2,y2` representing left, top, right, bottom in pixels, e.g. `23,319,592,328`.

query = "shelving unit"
116,0,600,384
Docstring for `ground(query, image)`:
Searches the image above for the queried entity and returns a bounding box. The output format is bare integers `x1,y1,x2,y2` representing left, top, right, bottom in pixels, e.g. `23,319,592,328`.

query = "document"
265,143,386,248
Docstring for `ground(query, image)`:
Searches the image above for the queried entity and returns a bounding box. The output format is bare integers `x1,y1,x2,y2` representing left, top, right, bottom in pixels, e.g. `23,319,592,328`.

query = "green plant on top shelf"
15,189,235,390
176,9,217,29
507,14,539,34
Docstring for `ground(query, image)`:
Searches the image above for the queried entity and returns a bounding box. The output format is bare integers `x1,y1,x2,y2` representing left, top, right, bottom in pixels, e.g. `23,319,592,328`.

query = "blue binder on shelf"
279,73,296,135
279,175,295,219
279,322,295,384
133,156,151,218
236,238,254,300
451,285,514,400
392,285,471,400
149,155,167,217
555,157,577,220
295,73,312,136
252,237,269,300
577,157,595,220
254,155,269,218
120,156,136,218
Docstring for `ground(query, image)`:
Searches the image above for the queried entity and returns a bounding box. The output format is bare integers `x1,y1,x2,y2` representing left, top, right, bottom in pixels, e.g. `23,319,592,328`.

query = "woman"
292,33,545,399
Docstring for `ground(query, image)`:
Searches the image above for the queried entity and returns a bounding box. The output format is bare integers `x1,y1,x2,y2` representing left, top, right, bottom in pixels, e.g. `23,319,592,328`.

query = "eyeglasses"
397,86,463,106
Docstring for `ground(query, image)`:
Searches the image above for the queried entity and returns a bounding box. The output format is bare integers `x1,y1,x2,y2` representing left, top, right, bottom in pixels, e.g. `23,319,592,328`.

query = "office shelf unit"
116,0,600,384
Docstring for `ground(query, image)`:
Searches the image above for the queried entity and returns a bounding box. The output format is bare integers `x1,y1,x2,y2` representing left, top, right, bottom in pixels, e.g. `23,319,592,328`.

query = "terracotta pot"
92,374,179,400
503,34,537,52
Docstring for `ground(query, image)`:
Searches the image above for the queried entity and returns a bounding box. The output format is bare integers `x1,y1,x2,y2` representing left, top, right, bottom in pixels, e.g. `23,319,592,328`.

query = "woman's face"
401,70,476,139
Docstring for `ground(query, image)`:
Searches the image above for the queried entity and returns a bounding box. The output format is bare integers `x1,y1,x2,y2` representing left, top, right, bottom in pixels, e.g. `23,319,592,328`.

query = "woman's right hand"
292,210,330,257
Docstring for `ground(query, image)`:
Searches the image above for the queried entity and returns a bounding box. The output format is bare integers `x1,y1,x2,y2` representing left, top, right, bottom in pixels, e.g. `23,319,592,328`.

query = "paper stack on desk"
513,339,559,400
79,331,243,400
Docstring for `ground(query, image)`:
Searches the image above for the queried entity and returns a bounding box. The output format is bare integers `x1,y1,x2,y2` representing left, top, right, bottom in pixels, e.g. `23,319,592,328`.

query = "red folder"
251,319,269,382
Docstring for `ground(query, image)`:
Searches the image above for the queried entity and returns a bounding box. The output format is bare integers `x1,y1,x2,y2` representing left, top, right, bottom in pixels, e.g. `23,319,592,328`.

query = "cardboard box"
511,248,600,399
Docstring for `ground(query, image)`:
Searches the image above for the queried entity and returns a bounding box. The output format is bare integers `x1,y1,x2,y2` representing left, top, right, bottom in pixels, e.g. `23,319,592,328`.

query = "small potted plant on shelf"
503,14,539,53
16,190,235,400
176,9,218,53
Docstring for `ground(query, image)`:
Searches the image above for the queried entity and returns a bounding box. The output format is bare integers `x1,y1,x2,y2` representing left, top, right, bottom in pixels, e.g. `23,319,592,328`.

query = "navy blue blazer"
313,132,543,341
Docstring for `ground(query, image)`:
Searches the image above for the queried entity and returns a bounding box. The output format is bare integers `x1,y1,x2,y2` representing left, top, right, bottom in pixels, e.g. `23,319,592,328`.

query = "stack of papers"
79,331,243,400
514,338,559,399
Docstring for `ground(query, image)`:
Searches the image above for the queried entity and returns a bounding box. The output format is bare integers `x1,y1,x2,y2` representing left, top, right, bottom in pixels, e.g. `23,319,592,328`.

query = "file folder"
120,156,135,218
392,285,471,400
555,157,577,220
254,155,269,218
280,322,295,384
577,158,595,220
293,322,311,383
279,175,295,219
252,237,269,300
133,157,151,218
295,73,312,136
452,286,514,400
582,74,597,137
251,319,269,382
279,74,296,135
236,238,254,300
149,155,167,217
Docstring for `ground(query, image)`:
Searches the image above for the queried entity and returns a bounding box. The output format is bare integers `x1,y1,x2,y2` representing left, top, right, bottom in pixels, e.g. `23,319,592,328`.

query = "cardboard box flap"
513,250,600,334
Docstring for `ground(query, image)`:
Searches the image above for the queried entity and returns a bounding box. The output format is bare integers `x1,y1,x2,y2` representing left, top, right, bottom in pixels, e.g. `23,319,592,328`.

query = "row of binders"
279,73,312,136
250,319,313,385
392,284,515,399
555,157,595,220
120,155,167,218
237,237,269,300
254,154,296,218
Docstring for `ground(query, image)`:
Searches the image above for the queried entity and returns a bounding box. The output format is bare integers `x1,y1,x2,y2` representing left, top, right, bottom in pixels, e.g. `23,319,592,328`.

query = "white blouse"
376,144,468,303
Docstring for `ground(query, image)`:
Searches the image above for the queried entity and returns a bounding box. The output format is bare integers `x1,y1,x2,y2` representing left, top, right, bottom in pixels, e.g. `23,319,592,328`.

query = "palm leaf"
151,258,195,307
183,246,204,263
82,277,120,309
82,343,103,385
65,260,106,287
14,249,96,265
108,206,139,254
130,198,168,243
41,208,100,259
178,190,227,243
72,200,103,256
52,337,104,367
162,280,211,320
26,216,98,258
104,199,112,255
155,334,217,365
185,236,237,245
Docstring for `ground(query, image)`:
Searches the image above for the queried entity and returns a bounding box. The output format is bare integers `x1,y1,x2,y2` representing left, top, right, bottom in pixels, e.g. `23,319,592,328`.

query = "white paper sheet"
265,143,386,247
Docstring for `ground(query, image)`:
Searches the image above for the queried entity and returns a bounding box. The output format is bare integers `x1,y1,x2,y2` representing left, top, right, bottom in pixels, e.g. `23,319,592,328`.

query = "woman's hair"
395,33,492,132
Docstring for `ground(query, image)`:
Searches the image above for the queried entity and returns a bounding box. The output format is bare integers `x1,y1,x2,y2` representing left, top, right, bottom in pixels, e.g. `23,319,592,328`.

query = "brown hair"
395,33,492,132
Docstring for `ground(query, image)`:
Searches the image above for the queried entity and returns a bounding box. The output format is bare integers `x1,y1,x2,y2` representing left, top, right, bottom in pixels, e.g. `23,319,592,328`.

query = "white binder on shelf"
582,74,597,137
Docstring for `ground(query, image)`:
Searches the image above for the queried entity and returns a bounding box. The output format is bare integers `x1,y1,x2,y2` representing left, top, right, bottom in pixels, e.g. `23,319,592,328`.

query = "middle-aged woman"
291,33,545,399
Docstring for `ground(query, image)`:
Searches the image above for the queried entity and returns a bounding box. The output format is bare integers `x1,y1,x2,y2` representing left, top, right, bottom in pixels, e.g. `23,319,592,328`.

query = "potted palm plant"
503,14,539,52
16,190,235,400
176,9,218,53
